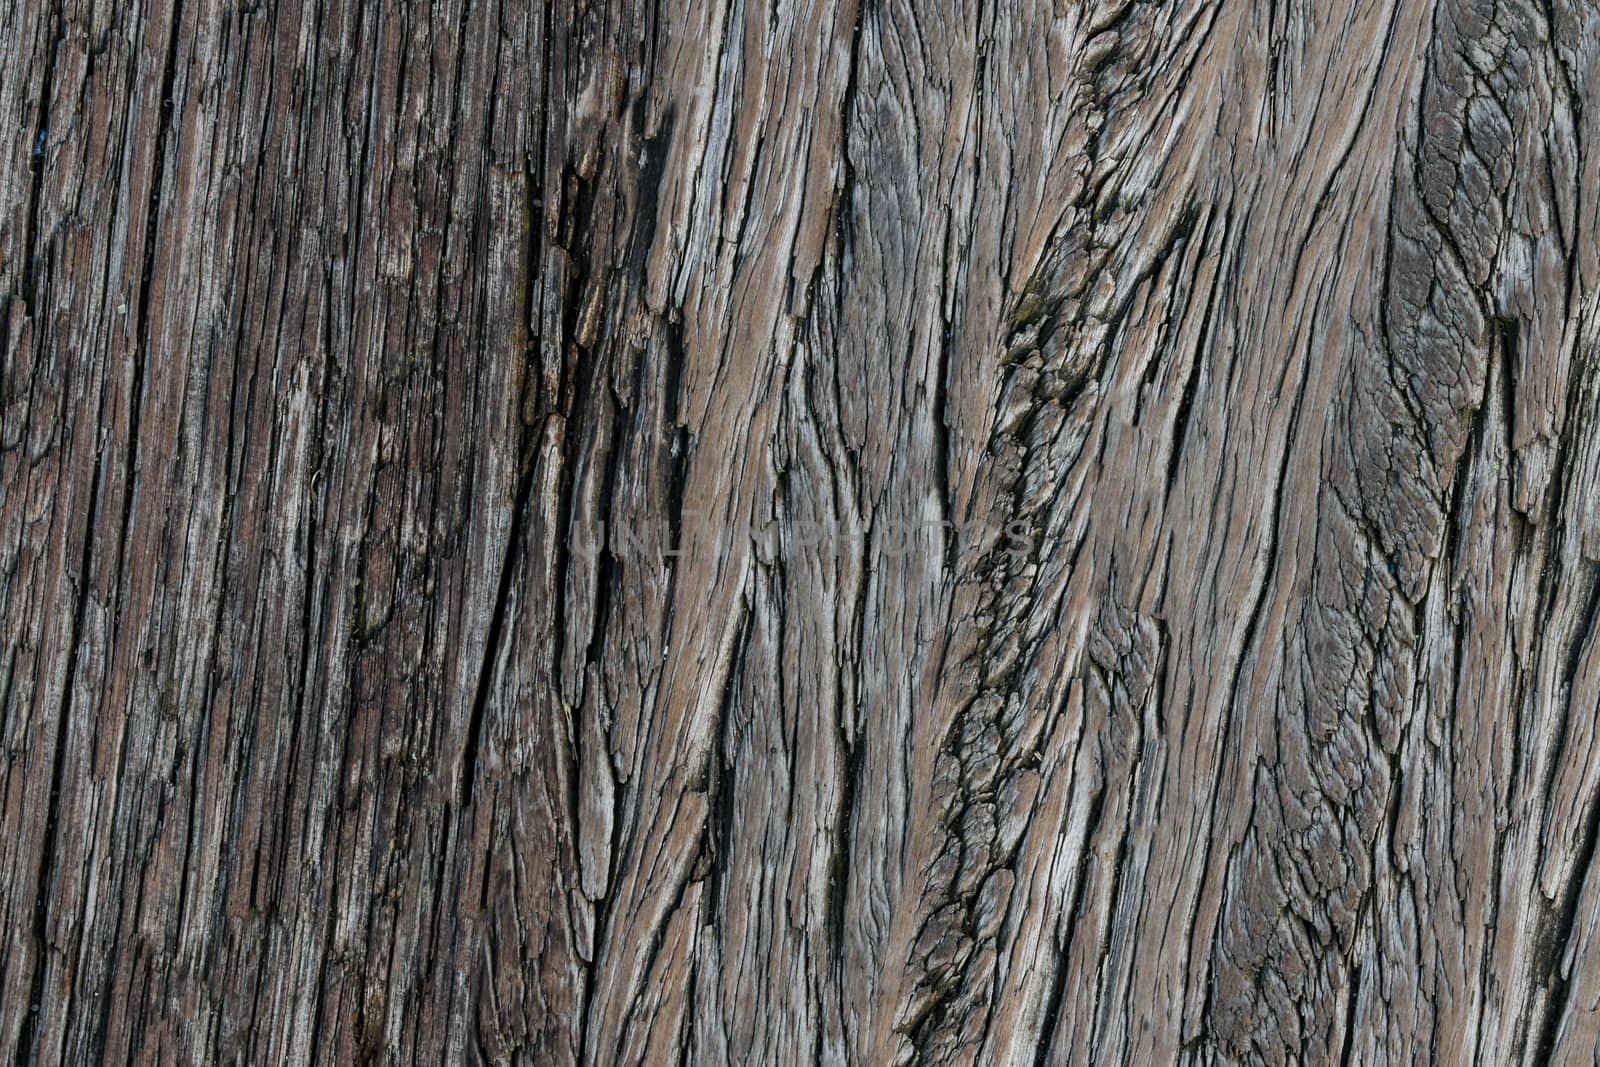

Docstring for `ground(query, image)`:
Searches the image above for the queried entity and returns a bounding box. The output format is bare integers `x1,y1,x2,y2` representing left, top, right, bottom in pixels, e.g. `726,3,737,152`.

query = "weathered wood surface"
3,0,1600,1063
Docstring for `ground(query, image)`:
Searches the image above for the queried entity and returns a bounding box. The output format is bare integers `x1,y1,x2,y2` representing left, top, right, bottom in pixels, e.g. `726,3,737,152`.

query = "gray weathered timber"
2,0,1599,1063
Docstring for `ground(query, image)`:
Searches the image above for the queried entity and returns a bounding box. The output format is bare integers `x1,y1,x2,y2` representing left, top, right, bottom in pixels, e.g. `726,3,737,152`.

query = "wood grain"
2,0,1599,1063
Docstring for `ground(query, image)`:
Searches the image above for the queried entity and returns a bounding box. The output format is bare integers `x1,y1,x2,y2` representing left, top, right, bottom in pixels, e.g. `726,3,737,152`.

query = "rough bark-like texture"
3,0,1599,1063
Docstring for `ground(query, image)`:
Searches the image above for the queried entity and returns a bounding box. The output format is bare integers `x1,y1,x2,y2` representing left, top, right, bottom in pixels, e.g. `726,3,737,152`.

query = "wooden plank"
2,0,1598,1062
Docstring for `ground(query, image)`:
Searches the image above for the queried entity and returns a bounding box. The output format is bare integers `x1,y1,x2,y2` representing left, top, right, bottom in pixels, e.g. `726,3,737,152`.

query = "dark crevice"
17,10,65,318
1440,340,1496,579
1530,755,1600,1065
701,598,751,917
1164,315,1208,502
459,453,539,809
626,104,675,281
826,704,865,963
1498,314,1518,464
1337,952,1364,1067
661,313,692,563
932,315,955,566
831,0,867,266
